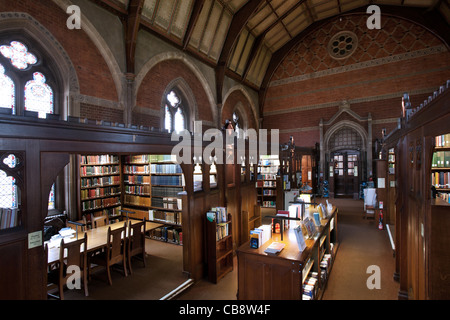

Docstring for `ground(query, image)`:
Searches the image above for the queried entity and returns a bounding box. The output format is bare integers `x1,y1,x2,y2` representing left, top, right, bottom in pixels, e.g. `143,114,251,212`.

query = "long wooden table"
46,220,163,264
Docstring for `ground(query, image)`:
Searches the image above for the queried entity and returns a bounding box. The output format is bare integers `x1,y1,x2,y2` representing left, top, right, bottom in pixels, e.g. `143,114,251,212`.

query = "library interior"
0,0,449,302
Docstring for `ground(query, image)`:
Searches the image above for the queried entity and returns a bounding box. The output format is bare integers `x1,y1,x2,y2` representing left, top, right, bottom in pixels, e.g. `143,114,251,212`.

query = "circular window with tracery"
328,31,358,60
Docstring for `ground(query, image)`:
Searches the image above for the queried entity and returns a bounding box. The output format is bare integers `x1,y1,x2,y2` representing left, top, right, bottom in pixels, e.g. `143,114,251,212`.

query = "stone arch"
222,85,259,131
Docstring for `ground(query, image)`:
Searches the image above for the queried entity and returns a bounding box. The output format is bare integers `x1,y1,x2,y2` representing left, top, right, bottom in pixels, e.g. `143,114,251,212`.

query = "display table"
236,205,338,300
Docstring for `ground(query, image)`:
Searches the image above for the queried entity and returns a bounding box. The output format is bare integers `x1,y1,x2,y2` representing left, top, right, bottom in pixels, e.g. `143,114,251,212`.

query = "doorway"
332,151,360,198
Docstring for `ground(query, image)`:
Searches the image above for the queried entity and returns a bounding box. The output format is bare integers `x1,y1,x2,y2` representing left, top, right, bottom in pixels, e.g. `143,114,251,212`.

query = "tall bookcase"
256,155,280,209
79,154,122,223
206,209,233,283
122,154,185,245
432,134,450,202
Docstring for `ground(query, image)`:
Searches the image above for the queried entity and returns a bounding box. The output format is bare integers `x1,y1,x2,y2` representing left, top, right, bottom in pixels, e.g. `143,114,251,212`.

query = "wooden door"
332,152,359,197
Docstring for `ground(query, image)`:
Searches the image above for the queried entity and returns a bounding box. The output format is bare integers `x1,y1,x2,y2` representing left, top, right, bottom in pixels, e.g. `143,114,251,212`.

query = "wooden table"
46,220,163,264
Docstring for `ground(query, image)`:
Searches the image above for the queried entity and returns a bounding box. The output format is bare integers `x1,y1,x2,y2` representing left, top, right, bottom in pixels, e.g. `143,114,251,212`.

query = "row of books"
123,154,150,164
0,208,20,230
151,197,182,210
249,225,271,249
152,186,183,197
256,180,276,188
80,165,119,176
124,194,151,207
208,207,228,223
261,189,276,196
123,165,150,174
216,223,230,241
81,176,120,188
435,134,450,147
432,171,450,188
124,175,151,185
148,226,182,245
81,197,120,212
151,175,183,186
124,185,150,196
261,201,276,208
432,151,450,168
149,210,182,225
150,164,183,174
258,167,278,174
257,174,277,180
150,154,177,163
81,154,119,165
81,186,121,200
302,272,319,300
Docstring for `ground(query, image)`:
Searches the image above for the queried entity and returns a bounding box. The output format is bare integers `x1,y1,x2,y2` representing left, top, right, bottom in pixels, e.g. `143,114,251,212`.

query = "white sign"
28,231,42,249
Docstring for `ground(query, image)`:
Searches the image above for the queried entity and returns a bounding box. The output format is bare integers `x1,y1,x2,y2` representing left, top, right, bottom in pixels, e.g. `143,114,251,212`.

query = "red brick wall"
1,0,119,111
80,103,123,123
263,14,450,147
135,59,213,130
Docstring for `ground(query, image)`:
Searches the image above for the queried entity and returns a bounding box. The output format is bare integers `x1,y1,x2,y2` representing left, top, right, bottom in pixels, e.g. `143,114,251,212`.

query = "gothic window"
329,127,362,151
232,111,244,138
48,183,55,210
0,38,57,118
164,90,187,133
0,154,18,209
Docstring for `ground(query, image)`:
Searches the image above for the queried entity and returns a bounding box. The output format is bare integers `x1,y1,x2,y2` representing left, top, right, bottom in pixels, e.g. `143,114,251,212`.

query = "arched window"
164,90,187,133
0,39,56,118
0,154,18,209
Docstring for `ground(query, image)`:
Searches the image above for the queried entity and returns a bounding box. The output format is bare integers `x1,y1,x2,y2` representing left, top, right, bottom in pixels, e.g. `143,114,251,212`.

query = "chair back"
106,223,126,264
59,233,88,280
92,215,109,228
128,219,146,254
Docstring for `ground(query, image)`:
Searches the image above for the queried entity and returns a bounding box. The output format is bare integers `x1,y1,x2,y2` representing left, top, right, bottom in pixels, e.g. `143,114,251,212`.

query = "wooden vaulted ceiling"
91,0,450,106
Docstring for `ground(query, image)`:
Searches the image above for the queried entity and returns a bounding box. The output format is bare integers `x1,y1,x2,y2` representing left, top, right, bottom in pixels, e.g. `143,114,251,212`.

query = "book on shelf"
80,165,119,176
432,151,450,168
432,171,450,188
0,208,20,230
435,134,450,147
81,175,120,188
81,154,119,165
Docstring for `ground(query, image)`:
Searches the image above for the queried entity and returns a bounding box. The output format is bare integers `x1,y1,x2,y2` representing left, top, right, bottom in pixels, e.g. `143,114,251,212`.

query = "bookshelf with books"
206,208,233,283
79,154,122,222
122,154,185,245
432,134,450,200
256,155,281,210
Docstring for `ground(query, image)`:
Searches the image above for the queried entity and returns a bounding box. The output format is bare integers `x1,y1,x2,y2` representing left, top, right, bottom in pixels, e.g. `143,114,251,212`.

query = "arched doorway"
326,124,366,198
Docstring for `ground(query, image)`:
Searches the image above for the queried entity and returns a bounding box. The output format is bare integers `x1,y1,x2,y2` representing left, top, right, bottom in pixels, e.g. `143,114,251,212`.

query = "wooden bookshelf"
256,155,279,209
206,210,233,283
122,154,185,245
79,154,122,222
240,205,261,244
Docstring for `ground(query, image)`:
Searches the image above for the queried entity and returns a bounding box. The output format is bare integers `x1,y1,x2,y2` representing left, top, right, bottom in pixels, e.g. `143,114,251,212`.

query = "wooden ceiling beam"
183,0,206,50
215,0,264,105
242,0,307,80
125,0,145,74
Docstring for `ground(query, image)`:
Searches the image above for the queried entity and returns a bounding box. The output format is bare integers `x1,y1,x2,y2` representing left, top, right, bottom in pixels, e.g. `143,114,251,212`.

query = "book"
294,225,307,252
264,241,285,254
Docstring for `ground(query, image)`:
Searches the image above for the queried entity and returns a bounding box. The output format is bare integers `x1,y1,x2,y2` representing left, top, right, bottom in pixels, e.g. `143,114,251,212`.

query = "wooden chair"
90,223,127,285
92,214,109,228
47,233,89,300
127,219,146,274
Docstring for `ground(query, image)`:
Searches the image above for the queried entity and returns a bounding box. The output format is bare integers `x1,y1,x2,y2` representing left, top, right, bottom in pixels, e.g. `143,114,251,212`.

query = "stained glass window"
0,64,15,113
48,183,55,210
0,41,37,70
164,90,187,133
0,170,17,209
24,72,53,118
